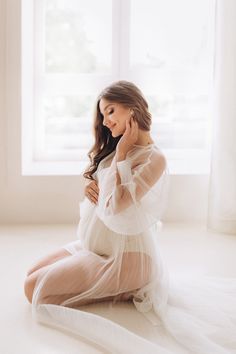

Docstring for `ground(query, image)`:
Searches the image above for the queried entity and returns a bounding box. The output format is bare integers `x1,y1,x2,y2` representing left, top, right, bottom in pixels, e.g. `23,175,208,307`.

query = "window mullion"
119,0,131,78
112,0,131,79
34,0,46,160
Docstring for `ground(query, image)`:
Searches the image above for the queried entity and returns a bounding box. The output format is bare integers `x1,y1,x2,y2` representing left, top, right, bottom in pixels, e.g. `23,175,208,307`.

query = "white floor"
1,222,236,354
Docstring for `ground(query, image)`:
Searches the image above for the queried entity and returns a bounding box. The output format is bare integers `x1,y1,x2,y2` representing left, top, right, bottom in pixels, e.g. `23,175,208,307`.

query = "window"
21,0,216,175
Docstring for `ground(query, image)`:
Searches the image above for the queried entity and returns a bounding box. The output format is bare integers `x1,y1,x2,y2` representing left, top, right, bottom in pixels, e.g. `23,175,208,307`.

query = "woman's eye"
108,109,114,115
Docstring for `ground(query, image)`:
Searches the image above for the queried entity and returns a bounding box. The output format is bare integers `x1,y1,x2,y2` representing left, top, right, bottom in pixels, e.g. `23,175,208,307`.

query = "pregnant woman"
24,80,236,354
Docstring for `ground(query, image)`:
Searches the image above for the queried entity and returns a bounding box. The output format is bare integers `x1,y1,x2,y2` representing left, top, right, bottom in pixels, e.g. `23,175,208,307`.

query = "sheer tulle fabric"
31,145,236,354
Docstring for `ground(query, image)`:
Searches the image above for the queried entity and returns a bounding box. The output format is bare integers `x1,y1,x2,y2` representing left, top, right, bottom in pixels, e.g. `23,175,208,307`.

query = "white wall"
0,0,210,224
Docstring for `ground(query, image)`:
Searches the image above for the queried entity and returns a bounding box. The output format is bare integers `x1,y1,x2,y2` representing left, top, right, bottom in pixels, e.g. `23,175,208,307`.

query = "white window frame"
21,0,215,176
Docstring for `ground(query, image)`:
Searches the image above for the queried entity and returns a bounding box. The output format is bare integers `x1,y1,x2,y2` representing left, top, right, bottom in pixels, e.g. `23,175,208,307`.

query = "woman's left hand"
116,116,139,157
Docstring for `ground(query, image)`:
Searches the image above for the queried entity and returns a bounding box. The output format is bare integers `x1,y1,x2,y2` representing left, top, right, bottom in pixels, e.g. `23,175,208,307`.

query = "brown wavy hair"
83,80,152,181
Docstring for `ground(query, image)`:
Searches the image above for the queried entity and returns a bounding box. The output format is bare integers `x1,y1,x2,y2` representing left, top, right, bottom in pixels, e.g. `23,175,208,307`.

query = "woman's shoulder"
125,145,167,182
151,145,167,168
128,144,166,165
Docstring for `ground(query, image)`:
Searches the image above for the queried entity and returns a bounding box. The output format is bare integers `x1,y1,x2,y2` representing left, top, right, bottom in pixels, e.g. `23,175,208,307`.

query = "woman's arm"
114,151,127,187
104,150,167,214
95,148,169,235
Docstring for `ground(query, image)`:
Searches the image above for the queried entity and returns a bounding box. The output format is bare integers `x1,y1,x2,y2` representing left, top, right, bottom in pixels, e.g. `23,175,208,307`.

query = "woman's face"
99,98,133,137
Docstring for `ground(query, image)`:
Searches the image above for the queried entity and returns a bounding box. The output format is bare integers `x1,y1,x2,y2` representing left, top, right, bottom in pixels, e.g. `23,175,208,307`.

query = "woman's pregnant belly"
77,198,114,257
77,198,154,257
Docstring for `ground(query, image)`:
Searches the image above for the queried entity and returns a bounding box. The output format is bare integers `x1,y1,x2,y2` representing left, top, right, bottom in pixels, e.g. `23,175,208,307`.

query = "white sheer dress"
31,144,236,354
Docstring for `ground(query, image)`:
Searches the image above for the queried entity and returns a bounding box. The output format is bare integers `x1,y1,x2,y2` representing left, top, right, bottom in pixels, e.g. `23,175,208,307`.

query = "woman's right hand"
85,180,99,205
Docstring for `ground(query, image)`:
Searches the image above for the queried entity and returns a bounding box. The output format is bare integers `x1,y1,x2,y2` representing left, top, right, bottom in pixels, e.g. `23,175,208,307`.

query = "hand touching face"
116,115,139,155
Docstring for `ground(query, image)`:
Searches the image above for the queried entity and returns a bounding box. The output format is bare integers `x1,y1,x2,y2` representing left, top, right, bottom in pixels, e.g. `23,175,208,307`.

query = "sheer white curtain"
207,0,236,235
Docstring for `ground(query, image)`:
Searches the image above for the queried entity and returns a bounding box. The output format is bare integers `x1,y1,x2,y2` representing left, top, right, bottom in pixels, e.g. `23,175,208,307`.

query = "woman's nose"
103,116,111,127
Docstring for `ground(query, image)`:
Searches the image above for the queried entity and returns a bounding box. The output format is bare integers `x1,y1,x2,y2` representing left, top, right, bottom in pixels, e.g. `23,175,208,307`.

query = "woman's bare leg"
25,251,152,306
26,248,73,276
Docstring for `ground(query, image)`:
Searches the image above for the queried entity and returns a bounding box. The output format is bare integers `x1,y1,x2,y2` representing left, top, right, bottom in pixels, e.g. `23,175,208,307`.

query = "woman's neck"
135,130,154,146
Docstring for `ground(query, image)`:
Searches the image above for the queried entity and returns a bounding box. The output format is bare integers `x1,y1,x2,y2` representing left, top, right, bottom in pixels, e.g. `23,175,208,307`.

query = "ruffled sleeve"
95,146,170,235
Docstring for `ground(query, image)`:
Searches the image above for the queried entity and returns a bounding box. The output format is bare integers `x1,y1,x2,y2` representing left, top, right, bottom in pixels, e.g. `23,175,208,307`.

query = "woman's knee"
24,265,51,303
24,274,35,303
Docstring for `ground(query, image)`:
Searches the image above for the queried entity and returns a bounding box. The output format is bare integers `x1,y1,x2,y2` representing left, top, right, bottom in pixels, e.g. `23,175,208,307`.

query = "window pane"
43,95,95,152
130,0,213,77
45,0,112,74
147,94,208,149
130,0,214,152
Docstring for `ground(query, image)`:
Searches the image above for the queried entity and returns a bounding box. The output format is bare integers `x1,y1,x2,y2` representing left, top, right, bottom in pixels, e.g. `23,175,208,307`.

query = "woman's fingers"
92,180,99,192
90,181,99,196
85,189,98,204
90,195,98,204
85,180,99,204
86,187,98,199
90,188,99,199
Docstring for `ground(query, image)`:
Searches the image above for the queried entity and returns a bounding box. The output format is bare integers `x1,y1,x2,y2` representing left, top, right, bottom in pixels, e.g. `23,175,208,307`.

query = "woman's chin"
111,130,120,137
111,128,124,137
